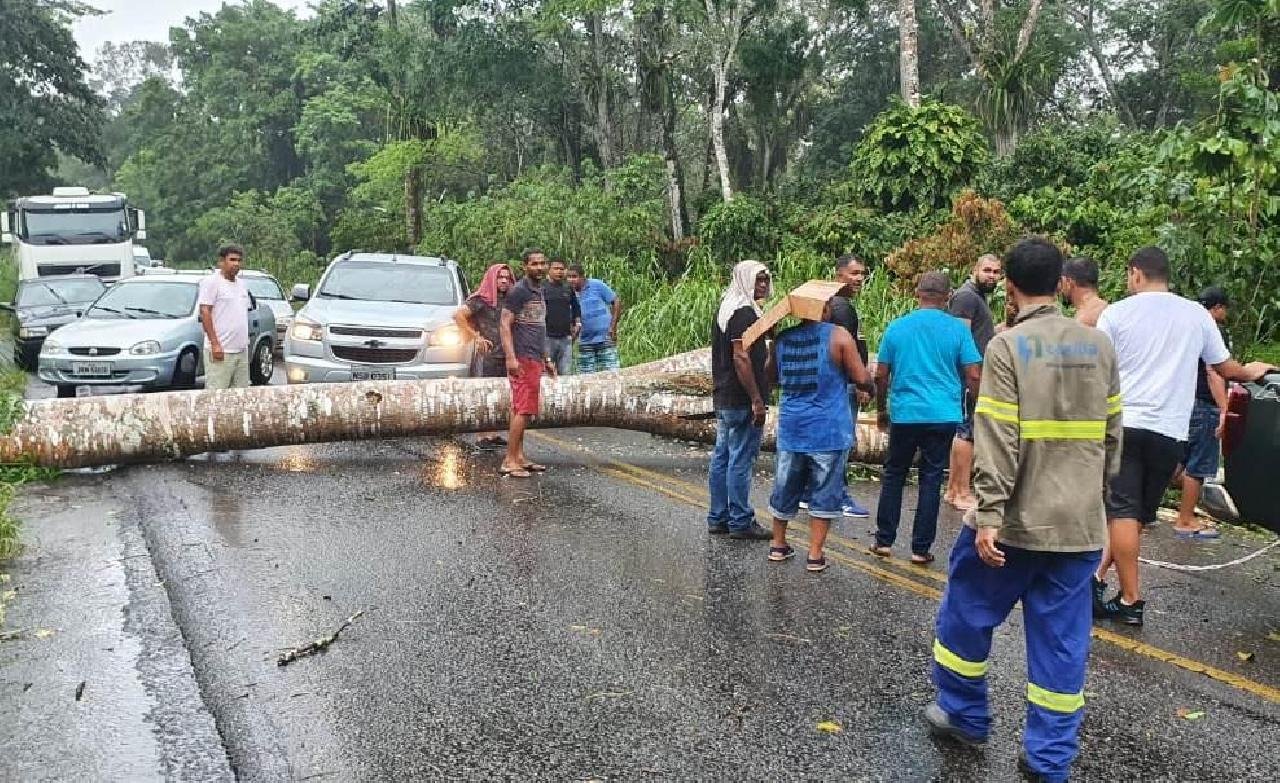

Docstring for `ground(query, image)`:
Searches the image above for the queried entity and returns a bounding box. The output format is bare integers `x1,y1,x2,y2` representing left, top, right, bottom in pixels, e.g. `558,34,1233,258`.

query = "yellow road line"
528,431,1280,705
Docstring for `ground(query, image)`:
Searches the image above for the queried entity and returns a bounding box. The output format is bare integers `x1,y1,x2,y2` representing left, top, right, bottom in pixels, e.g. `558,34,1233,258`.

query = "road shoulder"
0,474,232,782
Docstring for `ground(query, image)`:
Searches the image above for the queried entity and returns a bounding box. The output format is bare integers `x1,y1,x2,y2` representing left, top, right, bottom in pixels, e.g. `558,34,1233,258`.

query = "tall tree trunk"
387,0,398,29
404,166,422,248
899,0,921,107
586,12,616,171
0,350,889,469
1066,3,1135,126
709,62,734,202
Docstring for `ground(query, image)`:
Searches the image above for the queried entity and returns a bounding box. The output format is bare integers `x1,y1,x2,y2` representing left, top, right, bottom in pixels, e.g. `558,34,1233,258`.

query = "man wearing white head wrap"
707,260,774,540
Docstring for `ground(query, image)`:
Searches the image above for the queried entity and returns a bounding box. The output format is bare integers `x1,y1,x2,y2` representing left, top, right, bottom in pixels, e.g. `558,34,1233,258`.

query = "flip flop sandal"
499,466,533,478
768,545,795,562
869,545,892,558
806,557,828,573
1174,527,1221,540
910,553,936,566
522,463,548,472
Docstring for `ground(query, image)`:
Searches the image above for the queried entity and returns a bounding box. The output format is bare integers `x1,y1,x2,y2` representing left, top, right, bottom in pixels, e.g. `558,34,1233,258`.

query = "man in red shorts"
499,248,558,477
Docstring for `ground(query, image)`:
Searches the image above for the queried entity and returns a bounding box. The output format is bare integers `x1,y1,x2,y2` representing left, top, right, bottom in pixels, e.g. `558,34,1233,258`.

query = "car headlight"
428,323,462,347
130,340,162,355
19,326,49,338
42,337,63,353
291,318,323,341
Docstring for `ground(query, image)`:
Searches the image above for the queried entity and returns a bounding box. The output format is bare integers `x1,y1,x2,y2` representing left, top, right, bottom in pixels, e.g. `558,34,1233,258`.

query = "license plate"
351,369,394,381
71,362,112,377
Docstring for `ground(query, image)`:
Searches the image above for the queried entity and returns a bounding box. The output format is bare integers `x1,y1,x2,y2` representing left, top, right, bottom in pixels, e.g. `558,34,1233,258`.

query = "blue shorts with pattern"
1183,401,1221,480
768,449,851,521
577,342,620,373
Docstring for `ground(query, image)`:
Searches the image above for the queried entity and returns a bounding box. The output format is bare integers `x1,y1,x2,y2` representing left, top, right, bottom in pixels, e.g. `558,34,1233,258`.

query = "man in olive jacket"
923,238,1122,783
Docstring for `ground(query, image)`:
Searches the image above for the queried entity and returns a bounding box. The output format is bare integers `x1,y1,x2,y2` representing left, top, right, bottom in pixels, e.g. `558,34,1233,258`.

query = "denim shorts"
1183,402,1221,480
768,449,850,521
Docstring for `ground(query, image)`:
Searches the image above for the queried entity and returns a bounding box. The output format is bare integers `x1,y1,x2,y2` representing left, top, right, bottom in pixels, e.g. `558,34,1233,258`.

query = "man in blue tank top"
766,287,876,572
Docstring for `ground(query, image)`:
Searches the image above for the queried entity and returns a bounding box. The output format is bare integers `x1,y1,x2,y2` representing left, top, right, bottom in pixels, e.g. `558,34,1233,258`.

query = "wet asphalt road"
4,370,1280,781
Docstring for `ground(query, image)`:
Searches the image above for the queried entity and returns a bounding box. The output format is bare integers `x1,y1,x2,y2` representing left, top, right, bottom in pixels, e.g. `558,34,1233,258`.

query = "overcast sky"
73,1,310,63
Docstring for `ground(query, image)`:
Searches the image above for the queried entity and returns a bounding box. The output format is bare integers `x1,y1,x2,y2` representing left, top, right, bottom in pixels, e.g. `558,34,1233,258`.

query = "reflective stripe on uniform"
1019,419,1106,440
1027,682,1085,713
1107,394,1123,415
934,639,988,678
975,396,1019,424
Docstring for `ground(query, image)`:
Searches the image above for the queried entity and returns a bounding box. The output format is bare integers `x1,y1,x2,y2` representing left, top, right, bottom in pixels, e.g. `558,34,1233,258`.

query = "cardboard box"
740,280,849,348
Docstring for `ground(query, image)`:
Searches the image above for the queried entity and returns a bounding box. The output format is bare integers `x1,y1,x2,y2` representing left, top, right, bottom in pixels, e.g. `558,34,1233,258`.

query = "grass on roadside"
0,363,57,561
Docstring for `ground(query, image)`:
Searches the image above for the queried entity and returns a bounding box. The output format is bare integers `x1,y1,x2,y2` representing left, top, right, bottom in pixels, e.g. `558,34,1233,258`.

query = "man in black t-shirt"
544,258,582,376
708,260,773,541
1175,286,1232,536
499,249,557,478
944,252,1002,511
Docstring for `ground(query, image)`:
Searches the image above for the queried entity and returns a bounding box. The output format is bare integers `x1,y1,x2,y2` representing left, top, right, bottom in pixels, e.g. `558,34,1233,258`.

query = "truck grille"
38,263,122,277
332,346,420,364
68,347,122,356
330,326,423,339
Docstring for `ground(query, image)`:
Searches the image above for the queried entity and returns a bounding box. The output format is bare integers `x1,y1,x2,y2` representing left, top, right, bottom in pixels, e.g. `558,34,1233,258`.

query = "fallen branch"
277,609,365,667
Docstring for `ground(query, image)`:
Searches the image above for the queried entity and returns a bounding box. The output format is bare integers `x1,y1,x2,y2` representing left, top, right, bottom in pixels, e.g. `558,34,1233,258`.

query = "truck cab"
2,187,146,284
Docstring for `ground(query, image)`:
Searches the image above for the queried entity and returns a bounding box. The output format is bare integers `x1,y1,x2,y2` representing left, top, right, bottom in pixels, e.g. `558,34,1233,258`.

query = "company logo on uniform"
1016,335,1099,365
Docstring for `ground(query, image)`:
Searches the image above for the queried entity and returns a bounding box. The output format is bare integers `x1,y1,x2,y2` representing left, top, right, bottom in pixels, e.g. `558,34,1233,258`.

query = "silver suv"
284,252,472,383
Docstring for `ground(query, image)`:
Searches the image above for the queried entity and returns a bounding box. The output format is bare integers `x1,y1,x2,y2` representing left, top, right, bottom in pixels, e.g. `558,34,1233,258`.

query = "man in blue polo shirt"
567,263,622,373
872,272,982,565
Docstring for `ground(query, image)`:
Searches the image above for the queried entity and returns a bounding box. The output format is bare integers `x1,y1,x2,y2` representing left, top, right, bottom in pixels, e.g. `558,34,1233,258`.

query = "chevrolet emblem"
88,348,98,356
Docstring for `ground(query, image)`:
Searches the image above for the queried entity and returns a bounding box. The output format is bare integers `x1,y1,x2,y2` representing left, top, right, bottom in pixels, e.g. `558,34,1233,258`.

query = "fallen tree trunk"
0,348,887,468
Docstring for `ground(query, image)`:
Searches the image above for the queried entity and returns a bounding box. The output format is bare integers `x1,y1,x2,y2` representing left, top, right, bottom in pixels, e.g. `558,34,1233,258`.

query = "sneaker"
841,498,871,519
768,545,795,562
729,524,773,541
1091,577,1108,618
1100,597,1145,626
708,523,730,535
922,703,986,747
806,556,828,573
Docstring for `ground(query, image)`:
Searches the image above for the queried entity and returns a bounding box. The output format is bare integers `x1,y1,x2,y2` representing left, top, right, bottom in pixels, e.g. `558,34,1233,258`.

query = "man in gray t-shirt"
943,253,1002,511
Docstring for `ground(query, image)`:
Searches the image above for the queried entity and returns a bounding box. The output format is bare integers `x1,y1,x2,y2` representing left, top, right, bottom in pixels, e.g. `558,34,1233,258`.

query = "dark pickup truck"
1201,371,1280,533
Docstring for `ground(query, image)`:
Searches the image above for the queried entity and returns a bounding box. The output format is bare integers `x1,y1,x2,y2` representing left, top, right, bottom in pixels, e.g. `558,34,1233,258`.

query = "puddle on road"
421,442,467,490
274,445,321,474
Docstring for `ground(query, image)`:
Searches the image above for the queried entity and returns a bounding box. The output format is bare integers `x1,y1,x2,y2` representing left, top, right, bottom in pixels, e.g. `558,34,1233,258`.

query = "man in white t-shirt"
1093,247,1272,626
198,244,253,390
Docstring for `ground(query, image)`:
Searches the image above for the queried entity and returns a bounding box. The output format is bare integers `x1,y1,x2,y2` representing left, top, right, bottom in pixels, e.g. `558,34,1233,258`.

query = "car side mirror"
248,293,258,311
291,284,310,303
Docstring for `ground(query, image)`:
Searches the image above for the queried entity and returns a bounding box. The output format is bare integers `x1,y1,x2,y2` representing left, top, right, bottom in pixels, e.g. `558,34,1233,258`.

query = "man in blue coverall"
923,237,1123,783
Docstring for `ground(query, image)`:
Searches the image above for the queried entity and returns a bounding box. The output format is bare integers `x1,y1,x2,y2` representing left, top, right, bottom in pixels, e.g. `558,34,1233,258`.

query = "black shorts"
1106,427,1184,525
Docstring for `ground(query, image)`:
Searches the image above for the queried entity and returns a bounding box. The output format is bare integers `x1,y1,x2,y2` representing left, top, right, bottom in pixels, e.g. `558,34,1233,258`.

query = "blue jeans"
545,336,574,376
707,408,763,531
1183,401,1220,479
875,423,956,554
769,449,851,520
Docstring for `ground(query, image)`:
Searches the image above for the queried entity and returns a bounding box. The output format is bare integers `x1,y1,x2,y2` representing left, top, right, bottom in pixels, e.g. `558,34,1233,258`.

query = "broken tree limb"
277,609,365,667
0,347,888,468
639,413,888,465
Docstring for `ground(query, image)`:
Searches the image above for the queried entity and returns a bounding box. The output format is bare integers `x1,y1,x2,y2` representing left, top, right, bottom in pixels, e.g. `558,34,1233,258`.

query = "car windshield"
16,279,106,307
318,261,457,305
243,276,285,300
85,282,197,320
22,207,130,245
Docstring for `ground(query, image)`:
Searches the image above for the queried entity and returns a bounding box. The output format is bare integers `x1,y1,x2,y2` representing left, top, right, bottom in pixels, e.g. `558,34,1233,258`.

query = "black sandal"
910,553,935,566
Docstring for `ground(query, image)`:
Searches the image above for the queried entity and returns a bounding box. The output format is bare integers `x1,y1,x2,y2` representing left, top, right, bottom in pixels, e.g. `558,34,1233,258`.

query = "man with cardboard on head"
740,281,875,572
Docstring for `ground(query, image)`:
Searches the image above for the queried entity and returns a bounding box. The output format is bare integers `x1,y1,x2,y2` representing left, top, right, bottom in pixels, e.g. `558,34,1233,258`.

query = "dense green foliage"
3,0,1278,360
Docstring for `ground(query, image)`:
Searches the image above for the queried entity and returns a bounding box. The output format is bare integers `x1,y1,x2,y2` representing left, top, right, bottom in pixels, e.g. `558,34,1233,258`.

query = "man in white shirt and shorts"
1093,247,1272,626
198,244,253,390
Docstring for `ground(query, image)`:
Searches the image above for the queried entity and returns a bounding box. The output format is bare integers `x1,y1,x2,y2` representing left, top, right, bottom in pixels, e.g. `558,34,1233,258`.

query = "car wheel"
172,348,199,389
56,384,78,399
250,340,274,385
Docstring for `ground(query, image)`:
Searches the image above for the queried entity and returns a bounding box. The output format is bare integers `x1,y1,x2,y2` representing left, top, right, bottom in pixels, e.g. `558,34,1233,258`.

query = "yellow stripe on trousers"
524,431,1280,705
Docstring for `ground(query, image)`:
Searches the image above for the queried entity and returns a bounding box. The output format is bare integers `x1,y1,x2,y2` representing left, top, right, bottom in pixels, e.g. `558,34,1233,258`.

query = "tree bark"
0,349,889,469
704,0,747,203
586,12,616,171
404,165,422,248
899,0,921,107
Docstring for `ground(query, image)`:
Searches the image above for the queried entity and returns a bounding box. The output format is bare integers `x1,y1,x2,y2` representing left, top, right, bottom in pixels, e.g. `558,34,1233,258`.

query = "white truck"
1,187,146,283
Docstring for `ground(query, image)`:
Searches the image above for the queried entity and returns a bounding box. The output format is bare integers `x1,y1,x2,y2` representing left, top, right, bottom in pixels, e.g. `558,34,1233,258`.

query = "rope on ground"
1138,537,1280,572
